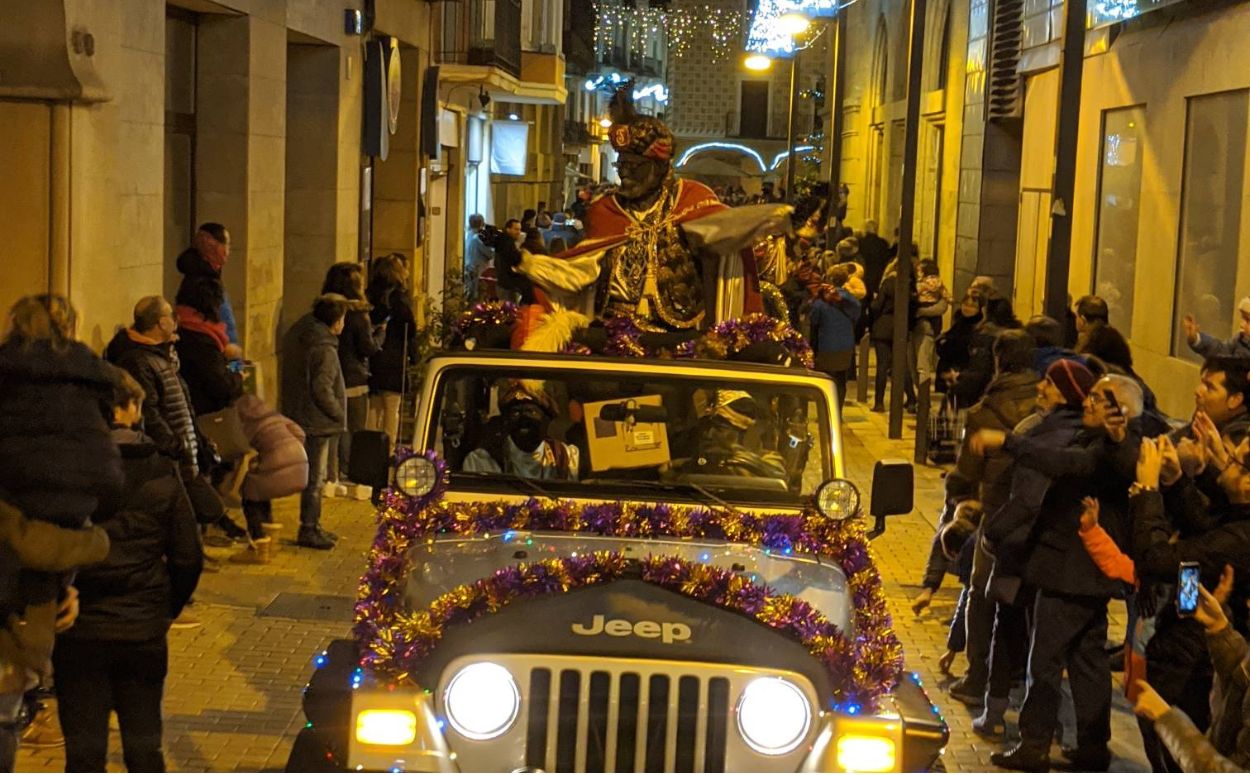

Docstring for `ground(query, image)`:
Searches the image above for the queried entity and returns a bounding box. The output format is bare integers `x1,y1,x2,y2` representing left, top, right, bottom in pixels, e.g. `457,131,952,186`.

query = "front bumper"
294,642,948,772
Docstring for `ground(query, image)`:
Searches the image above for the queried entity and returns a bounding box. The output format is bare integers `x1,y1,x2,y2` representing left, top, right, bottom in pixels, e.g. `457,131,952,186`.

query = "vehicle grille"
523,667,731,773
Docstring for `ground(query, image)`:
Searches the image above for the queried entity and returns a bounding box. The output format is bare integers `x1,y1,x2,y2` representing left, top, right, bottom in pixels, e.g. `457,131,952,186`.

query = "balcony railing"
438,0,523,77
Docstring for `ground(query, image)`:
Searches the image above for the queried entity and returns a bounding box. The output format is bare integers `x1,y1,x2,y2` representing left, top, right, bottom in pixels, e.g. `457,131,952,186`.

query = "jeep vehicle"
287,350,946,773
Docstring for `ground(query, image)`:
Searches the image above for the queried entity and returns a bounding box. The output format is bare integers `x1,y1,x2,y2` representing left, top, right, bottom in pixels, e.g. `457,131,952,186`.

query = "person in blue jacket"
809,264,862,413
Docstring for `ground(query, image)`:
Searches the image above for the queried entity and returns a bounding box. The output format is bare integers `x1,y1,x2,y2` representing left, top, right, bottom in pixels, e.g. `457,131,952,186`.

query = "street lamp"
743,53,773,71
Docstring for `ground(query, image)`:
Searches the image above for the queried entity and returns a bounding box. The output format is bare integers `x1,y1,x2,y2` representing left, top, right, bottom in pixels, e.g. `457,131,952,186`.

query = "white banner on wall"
491,120,530,176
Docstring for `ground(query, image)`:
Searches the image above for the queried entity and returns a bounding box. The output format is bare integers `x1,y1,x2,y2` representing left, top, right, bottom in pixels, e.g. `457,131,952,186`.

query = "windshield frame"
414,352,845,507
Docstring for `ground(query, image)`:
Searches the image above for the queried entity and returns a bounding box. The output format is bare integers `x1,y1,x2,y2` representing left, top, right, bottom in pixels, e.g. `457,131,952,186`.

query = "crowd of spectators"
0,223,421,769
912,281,1250,771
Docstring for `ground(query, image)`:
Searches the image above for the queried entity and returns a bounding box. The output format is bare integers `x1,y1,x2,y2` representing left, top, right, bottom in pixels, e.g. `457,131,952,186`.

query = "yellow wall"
0,102,53,321
1064,5,1250,417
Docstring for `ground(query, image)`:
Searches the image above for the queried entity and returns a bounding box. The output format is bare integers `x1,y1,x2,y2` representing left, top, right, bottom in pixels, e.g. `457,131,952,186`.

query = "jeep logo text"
571,615,692,644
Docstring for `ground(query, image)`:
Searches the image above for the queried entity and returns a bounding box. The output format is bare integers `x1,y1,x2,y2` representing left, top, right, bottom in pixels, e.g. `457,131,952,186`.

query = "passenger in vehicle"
678,391,787,481
463,381,580,481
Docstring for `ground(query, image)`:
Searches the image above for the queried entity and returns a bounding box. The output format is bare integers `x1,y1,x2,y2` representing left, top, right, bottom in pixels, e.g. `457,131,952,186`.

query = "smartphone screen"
1177,562,1201,617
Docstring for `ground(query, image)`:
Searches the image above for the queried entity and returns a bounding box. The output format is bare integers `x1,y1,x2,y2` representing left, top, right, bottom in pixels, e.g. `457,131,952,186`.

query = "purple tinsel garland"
353,449,903,710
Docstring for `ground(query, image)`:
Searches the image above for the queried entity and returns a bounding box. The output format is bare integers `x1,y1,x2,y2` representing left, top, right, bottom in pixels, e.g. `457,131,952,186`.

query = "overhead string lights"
593,1,748,63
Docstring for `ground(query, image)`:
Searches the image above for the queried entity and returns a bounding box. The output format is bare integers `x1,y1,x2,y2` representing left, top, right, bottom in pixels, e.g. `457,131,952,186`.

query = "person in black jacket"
169,282,249,541
105,297,200,476
869,259,916,412
1130,422,1250,772
365,254,417,449
0,295,121,771
321,264,383,492
53,365,202,773
935,290,983,393
950,294,1023,408
281,295,348,550
976,365,1141,772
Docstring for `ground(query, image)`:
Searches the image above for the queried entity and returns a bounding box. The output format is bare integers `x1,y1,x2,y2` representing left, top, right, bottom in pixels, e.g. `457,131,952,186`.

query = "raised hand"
1079,496,1101,530
1133,680,1171,722
1176,435,1207,479
1157,436,1183,487
1194,578,1231,635
1136,437,1162,489
1182,314,1201,345
969,429,1007,457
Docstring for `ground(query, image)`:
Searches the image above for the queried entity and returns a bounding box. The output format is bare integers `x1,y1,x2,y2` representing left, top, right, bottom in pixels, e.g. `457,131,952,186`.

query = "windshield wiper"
458,472,555,501
596,479,733,511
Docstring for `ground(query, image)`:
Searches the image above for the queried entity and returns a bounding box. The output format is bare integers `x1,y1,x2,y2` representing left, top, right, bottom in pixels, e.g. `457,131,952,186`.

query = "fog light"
736,677,811,755
816,479,860,520
443,662,520,740
396,456,437,498
355,709,418,746
835,733,897,772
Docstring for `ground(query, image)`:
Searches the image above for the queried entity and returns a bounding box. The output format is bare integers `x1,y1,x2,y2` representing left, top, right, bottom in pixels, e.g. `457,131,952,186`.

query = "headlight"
736,677,812,755
835,733,897,772
443,662,520,740
396,456,437,498
816,478,860,520
354,708,418,746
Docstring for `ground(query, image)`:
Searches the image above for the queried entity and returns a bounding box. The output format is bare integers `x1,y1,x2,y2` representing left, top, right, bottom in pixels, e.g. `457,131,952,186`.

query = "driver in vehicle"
463,381,580,481
677,390,787,481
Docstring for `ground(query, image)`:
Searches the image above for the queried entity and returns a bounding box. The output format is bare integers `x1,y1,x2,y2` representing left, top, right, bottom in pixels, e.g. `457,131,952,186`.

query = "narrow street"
16,398,1149,773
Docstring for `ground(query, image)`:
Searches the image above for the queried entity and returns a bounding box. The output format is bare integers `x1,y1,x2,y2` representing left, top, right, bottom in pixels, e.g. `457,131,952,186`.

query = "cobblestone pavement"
17,399,1150,772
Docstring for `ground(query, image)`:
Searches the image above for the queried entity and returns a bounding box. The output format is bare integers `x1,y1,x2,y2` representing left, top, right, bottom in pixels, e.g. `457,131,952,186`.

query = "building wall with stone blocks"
0,0,431,404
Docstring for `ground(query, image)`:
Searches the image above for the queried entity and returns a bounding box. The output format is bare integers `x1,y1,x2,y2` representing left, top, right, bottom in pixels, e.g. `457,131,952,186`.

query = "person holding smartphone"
1130,432,1250,772
1134,566,1250,771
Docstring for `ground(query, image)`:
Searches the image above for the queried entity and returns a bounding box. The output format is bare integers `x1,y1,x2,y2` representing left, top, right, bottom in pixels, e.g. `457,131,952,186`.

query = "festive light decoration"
584,72,671,105
594,1,748,63
675,141,767,174
452,300,518,341
771,145,816,171
678,313,816,369
353,450,903,710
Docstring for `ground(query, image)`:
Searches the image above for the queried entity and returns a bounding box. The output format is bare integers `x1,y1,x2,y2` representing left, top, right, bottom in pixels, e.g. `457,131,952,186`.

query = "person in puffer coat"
236,395,308,504
0,296,122,661
53,365,202,773
104,296,199,477
0,295,121,769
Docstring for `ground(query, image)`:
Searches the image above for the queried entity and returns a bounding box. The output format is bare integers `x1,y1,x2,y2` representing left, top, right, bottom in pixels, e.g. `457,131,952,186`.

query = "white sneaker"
322,482,349,498
352,484,373,501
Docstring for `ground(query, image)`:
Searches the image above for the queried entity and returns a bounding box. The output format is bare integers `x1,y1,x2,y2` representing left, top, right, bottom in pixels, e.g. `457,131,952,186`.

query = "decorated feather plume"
608,79,638,126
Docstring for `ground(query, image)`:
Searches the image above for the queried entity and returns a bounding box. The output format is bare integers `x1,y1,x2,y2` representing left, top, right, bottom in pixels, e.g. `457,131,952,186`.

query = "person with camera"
1130,424,1250,772
973,367,1142,771
1134,566,1250,772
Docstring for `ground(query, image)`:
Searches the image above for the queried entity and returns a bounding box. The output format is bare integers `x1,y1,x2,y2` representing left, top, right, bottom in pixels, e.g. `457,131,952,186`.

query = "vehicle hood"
405,530,852,634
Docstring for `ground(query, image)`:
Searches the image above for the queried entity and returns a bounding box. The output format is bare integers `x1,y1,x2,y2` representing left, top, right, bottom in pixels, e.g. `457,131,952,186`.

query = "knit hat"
1045,358,1096,406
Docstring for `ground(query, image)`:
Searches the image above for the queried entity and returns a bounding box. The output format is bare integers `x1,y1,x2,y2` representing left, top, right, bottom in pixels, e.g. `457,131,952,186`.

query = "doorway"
739,81,769,138
164,8,198,302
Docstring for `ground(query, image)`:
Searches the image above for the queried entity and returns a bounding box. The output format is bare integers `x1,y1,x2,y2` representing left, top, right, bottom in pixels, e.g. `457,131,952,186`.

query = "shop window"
1173,90,1248,360
1091,105,1145,331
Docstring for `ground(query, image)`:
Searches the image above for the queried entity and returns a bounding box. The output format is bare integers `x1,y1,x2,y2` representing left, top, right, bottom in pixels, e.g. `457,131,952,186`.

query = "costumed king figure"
517,82,794,337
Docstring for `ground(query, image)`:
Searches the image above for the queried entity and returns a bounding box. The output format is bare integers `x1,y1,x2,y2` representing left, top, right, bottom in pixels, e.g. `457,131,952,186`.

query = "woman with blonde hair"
0,295,122,769
366,254,417,450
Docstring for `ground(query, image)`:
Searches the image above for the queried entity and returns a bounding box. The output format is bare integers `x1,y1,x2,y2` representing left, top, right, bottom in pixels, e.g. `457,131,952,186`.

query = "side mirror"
868,459,914,539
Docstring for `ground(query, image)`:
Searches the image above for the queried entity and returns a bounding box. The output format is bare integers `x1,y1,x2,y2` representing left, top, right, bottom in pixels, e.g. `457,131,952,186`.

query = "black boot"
1059,745,1111,772
297,526,336,550
990,743,1050,772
